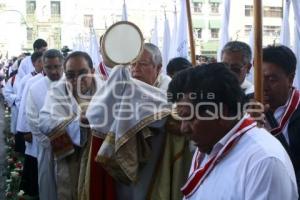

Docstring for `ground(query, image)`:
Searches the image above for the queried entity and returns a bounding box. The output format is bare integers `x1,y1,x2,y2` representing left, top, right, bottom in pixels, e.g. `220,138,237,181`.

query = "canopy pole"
186,0,196,66
253,0,263,102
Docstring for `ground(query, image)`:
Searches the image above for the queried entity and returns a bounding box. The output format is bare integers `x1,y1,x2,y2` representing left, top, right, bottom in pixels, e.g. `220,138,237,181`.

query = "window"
210,3,220,14
245,5,253,16
264,26,280,36
54,27,61,47
211,28,219,38
196,28,202,38
51,1,61,16
264,7,282,18
27,28,33,41
193,2,203,13
26,1,36,15
84,15,94,27
244,25,252,35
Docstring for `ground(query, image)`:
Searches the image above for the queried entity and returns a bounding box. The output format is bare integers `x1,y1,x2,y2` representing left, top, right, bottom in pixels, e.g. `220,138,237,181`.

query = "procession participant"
87,64,191,200
16,39,47,81
16,51,44,197
263,45,300,194
97,35,115,79
166,57,192,78
26,49,64,200
3,71,18,135
221,41,254,95
38,51,103,200
168,63,298,199
131,43,171,92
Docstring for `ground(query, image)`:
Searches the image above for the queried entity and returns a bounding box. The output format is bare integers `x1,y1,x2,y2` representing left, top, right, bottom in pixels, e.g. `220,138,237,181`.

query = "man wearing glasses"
221,41,254,95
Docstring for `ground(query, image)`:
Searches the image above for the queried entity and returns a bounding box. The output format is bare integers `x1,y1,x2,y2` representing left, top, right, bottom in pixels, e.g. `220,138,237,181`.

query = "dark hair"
168,63,246,116
263,45,296,75
33,39,48,50
166,57,192,76
43,49,64,63
64,51,93,69
31,52,43,63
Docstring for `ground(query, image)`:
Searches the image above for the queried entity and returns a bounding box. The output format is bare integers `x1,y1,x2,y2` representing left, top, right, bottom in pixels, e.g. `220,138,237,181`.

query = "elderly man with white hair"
131,43,171,91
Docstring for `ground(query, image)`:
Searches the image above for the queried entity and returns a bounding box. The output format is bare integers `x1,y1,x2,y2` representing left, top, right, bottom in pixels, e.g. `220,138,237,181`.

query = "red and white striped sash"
181,118,256,198
270,89,300,136
99,62,109,80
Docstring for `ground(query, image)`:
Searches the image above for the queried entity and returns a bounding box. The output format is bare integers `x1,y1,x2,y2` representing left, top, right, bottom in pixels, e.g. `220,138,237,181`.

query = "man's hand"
23,133,33,143
80,113,89,126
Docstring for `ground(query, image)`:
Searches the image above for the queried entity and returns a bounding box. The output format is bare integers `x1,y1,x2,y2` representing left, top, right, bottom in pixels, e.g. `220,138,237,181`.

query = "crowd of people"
1,32,299,200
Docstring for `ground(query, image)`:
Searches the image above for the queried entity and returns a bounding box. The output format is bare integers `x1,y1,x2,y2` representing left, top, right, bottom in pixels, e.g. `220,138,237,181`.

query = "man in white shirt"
26,49,64,200
3,75,18,136
168,63,298,200
16,51,44,197
16,39,47,82
221,41,254,95
262,45,300,196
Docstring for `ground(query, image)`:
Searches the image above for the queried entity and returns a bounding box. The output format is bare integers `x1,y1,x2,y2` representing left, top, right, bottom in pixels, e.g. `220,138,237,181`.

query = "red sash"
99,62,109,80
270,88,300,136
181,118,256,198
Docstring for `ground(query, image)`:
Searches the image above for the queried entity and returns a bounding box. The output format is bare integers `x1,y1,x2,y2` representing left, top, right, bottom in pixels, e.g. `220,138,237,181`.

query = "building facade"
0,0,284,58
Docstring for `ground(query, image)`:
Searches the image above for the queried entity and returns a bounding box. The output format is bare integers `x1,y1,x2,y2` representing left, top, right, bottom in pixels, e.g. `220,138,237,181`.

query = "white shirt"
186,119,298,200
273,94,291,144
241,79,254,95
3,76,18,134
16,56,34,82
155,73,171,92
17,73,43,157
26,76,52,148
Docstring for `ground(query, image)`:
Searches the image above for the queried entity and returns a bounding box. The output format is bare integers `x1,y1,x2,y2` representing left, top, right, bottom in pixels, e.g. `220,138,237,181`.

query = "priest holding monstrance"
86,21,192,200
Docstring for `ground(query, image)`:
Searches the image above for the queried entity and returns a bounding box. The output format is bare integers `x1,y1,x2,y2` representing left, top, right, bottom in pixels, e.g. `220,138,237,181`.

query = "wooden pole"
186,0,196,66
253,0,263,102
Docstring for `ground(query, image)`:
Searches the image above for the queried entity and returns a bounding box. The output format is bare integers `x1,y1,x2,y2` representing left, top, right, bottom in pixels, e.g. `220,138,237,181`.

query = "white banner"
217,0,231,61
162,14,171,74
280,0,291,47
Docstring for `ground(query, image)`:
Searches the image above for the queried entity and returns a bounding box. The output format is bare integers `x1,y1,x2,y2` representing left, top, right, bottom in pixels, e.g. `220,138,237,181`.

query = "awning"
193,19,206,28
209,20,221,29
202,41,219,51
192,0,205,3
209,0,221,3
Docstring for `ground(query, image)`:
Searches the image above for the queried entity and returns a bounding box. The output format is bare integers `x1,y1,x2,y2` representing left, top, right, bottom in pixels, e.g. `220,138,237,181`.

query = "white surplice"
185,119,298,200
15,56,34,82
3,76,18,134
17,73,43,158
26,76,58,200
38,75,103,199
155,73,171,92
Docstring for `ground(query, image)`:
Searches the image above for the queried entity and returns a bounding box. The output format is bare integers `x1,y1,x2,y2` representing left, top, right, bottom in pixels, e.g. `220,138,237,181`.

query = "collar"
273,89,293,120
207,115,249,158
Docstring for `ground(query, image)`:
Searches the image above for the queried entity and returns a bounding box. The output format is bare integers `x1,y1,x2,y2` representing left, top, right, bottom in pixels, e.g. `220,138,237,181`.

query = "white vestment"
38,76,103,199
15,56,34,82
87,66,171,200
16,73,43,158
185,118,298,200
155,73,171,92
3,76,18,134
26,76,58,200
